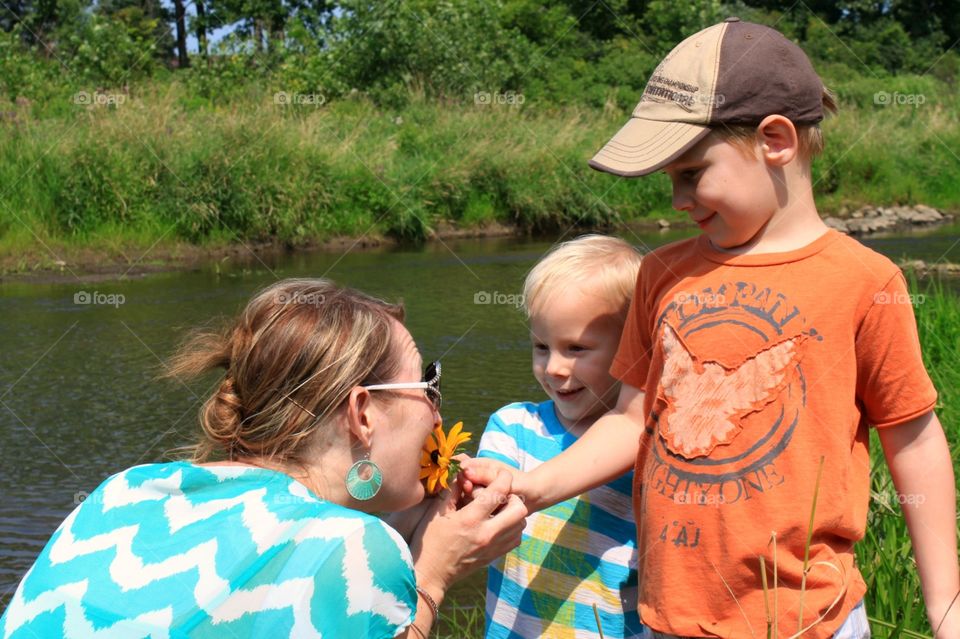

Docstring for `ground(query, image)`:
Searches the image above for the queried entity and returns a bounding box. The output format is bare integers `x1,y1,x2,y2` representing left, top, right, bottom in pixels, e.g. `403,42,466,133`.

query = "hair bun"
202,377,246,450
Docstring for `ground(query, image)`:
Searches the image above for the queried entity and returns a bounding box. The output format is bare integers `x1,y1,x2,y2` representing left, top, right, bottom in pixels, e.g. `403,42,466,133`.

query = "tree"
1,0,87,50
195,0,209,57
212,0,332,55
174,0,189,66
96,0,174,63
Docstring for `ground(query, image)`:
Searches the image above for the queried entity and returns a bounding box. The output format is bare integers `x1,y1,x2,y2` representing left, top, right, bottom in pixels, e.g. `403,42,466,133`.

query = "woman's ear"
757,114,798,167
345,386,375,448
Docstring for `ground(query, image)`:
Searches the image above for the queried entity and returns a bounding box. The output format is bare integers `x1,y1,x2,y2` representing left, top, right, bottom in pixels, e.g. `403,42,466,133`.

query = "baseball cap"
589,18,825,177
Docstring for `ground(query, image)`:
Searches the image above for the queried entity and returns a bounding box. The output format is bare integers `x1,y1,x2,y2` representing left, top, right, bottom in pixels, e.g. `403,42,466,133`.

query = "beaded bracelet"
415,585,440,623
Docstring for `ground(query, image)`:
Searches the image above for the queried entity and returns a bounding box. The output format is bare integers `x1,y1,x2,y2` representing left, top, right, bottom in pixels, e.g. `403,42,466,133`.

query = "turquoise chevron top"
0,462,417,638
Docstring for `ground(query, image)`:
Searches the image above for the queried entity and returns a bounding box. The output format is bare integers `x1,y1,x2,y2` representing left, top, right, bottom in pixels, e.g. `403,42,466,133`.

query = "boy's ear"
756,115,798,167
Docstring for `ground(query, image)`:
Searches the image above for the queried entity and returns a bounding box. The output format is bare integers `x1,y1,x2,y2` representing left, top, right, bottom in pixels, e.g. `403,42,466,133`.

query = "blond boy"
467,18,959,639
477,235,646,638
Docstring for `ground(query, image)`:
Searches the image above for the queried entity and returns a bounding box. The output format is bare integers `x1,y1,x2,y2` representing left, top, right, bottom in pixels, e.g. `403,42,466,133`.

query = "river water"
1,224,958,617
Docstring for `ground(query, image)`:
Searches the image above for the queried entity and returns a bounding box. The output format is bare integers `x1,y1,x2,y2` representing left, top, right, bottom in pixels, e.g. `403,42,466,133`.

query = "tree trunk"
254,20,264,55
195,0,208,58
174,0,189,68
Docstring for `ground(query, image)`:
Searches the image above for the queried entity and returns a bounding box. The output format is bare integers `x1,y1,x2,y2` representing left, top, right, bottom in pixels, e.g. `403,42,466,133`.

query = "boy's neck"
714,176,828,256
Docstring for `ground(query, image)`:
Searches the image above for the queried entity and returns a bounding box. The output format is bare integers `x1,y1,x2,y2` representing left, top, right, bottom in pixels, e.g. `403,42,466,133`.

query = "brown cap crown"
590,18,825,176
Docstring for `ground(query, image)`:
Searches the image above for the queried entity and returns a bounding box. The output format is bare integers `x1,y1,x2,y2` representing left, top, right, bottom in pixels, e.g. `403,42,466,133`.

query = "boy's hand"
460,458,538,511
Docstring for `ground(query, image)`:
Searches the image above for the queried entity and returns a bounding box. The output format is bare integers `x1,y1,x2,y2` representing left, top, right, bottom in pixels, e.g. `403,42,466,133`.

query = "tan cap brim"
588,118,712,177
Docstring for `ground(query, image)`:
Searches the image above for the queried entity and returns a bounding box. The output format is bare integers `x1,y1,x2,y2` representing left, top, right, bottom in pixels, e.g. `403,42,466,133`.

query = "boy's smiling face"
529,286,623,433
663,131,782,250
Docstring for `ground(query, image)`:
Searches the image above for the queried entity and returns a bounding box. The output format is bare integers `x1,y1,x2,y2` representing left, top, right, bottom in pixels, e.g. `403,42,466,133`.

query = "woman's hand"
409,469,527,602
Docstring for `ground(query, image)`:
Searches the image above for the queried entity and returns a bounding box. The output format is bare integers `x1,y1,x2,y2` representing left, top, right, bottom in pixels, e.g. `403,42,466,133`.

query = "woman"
1,278,526,638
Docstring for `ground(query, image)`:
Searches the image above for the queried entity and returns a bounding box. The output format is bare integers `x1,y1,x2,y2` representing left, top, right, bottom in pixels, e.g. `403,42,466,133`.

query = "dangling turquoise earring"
345,453,383,501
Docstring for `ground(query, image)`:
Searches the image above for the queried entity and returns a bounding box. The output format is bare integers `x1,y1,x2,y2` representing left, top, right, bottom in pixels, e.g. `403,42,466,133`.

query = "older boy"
466,18,959,639
477,235,646,638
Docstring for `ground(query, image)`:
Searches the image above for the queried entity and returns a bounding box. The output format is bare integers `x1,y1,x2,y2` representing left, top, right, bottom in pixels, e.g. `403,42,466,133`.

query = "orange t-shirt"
611,230,937,639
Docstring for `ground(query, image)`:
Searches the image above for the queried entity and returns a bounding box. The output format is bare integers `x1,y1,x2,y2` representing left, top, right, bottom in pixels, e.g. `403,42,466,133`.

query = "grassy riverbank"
1,73,958,274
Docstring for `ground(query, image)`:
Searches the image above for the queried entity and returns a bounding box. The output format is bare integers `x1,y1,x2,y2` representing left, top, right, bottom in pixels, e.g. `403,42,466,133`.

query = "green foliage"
2,0,958,112
500,0,581,45
325,0,539,106
804,16,944,76
641,0,724,55
60,13,160,84
179,55,271,104
0,28,61,104
96,0,174,63
523,37,657,109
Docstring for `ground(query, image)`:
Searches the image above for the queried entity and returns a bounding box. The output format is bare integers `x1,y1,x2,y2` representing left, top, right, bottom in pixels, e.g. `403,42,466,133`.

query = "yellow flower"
420,420,472,495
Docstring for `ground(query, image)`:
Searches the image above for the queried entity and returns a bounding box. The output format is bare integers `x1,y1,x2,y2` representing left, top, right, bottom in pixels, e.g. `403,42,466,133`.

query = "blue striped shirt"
477,401,645,639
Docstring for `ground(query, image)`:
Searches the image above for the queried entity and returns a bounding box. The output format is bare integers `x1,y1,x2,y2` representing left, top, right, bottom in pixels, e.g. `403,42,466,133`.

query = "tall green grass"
1,73,958,270
436,592,486,639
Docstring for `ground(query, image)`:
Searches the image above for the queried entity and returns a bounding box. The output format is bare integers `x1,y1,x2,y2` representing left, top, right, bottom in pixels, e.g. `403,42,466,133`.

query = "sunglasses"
363,360,442,411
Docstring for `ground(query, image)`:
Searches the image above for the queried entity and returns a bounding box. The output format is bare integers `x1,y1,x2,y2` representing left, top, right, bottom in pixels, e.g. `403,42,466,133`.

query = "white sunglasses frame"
362,361,441,409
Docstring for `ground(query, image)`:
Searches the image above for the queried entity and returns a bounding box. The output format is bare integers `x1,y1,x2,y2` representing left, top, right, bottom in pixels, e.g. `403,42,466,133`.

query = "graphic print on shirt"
644,282,821,525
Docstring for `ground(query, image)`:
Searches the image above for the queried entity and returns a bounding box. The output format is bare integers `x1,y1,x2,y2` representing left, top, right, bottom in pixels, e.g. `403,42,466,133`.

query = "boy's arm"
877,410,960,638
462,383,646,512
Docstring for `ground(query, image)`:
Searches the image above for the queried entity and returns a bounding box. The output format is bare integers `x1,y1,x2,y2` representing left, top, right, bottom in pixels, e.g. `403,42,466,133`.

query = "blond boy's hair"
523,235,642,319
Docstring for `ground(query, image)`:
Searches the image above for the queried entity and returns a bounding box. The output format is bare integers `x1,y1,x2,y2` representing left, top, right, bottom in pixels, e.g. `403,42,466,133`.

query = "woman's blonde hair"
523,235,642,318
165,278,405,464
